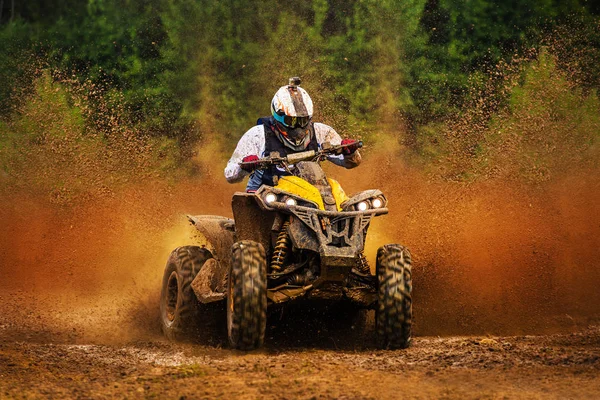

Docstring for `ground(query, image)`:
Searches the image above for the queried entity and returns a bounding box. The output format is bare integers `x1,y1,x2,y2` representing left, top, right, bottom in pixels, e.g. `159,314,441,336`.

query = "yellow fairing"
276,176,325,210
328,178,349,211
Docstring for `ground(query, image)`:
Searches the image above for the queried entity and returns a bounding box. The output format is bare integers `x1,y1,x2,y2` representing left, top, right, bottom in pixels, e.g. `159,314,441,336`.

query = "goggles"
273,111,311,128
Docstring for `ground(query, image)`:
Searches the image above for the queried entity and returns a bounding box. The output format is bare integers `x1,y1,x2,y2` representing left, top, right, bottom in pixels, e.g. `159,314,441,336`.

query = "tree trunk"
10,0,14,22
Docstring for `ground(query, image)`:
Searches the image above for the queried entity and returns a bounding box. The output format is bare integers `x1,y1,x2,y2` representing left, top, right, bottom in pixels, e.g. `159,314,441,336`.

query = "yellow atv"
160,141,412,350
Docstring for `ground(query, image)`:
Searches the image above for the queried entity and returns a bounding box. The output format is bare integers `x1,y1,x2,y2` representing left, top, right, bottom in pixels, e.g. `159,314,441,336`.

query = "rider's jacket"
260,117,319,188
225,117,361,192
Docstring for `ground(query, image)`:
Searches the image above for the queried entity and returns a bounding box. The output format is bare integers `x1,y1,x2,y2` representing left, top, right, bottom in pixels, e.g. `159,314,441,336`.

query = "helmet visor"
274,111,311,128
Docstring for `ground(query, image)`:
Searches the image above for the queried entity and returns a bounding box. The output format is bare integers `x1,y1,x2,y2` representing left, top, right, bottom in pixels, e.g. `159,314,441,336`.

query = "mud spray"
1,60,599,346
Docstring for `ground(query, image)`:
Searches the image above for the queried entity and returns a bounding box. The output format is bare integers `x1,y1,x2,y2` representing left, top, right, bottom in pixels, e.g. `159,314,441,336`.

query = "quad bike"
160,141,413,350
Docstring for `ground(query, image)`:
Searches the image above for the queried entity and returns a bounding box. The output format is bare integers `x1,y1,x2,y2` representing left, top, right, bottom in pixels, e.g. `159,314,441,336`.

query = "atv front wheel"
227,240,267,350
160,246,214,341
376,244,413,349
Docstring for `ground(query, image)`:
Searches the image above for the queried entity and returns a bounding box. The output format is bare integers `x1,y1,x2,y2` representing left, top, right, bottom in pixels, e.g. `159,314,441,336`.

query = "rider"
224,77,361,192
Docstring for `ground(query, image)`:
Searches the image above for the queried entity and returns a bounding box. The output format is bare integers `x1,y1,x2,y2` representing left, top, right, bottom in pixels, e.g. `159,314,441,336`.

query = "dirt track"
1,323,599,399
1,139,600,398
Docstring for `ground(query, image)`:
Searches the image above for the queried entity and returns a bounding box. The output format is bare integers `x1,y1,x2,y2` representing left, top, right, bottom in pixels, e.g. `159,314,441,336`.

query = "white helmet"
271,77,314,151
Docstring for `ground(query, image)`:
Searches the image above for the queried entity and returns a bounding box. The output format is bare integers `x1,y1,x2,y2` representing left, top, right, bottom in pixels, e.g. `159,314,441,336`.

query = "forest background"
0,0,599,196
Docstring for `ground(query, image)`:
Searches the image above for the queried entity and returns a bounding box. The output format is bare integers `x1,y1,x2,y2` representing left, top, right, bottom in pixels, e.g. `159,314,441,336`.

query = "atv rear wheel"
376,244,413,349
160,246,215,341
227,240,267,350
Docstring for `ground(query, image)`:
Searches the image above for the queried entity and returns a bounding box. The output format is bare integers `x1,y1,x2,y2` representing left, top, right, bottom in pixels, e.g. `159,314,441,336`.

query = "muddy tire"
376,244,412,349
160,246,214,341
227,240,267,350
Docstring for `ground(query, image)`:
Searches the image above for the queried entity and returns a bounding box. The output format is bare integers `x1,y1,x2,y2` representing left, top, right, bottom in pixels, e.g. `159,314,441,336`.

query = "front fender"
186,215,234,269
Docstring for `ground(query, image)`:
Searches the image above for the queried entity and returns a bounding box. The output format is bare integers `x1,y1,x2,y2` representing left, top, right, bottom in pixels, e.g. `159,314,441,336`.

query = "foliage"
0,72,190,201
405,0,595,124
0,19,36,118
414,50,600,182
0,0,599,161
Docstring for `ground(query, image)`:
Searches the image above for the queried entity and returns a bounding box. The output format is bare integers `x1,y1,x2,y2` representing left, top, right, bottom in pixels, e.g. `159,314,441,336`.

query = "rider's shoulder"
313,122,338,134
313,122,340,144
313,121,332,129
242,124,267,139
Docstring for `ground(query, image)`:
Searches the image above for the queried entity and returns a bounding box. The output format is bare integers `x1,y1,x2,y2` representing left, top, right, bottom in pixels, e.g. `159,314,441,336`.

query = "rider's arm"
314,123,361,168
224,125,266,183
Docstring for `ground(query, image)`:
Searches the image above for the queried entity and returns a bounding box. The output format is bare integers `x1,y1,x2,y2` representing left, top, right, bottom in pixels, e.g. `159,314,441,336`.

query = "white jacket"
224,122,361,184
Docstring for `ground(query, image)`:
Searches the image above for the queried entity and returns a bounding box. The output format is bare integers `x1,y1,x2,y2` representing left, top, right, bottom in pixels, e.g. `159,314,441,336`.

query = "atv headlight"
285,197,297,206
264,193,277,204
357,201,369,211
341,190,387,212
372,197,384,209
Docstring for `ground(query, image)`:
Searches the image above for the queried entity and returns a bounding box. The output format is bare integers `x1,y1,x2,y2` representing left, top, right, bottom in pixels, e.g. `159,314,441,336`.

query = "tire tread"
228,240,267,350
376,244,413,349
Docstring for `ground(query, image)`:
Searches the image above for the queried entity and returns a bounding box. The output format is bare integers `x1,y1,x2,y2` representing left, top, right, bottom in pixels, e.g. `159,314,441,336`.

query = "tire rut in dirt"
160,246,225,344
227,240,267,350
376,244,413,349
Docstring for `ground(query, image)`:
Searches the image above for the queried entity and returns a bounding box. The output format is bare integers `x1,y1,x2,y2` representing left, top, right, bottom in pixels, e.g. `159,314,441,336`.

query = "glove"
241,155,259,172
341,138,360,155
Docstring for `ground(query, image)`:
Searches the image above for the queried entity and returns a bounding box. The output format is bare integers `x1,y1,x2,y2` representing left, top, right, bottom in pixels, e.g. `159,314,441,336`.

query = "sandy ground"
1,322,599,399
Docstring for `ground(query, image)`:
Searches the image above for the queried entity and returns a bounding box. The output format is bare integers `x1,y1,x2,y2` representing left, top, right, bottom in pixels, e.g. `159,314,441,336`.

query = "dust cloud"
1,134,598,344
1,57,599,343
0,176,239,344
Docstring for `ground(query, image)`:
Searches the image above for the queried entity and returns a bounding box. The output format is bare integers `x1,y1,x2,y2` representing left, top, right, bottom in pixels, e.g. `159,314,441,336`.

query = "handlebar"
239,140,363,170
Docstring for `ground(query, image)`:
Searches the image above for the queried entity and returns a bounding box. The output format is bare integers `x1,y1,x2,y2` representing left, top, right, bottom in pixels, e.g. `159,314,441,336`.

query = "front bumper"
271,203,388,266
